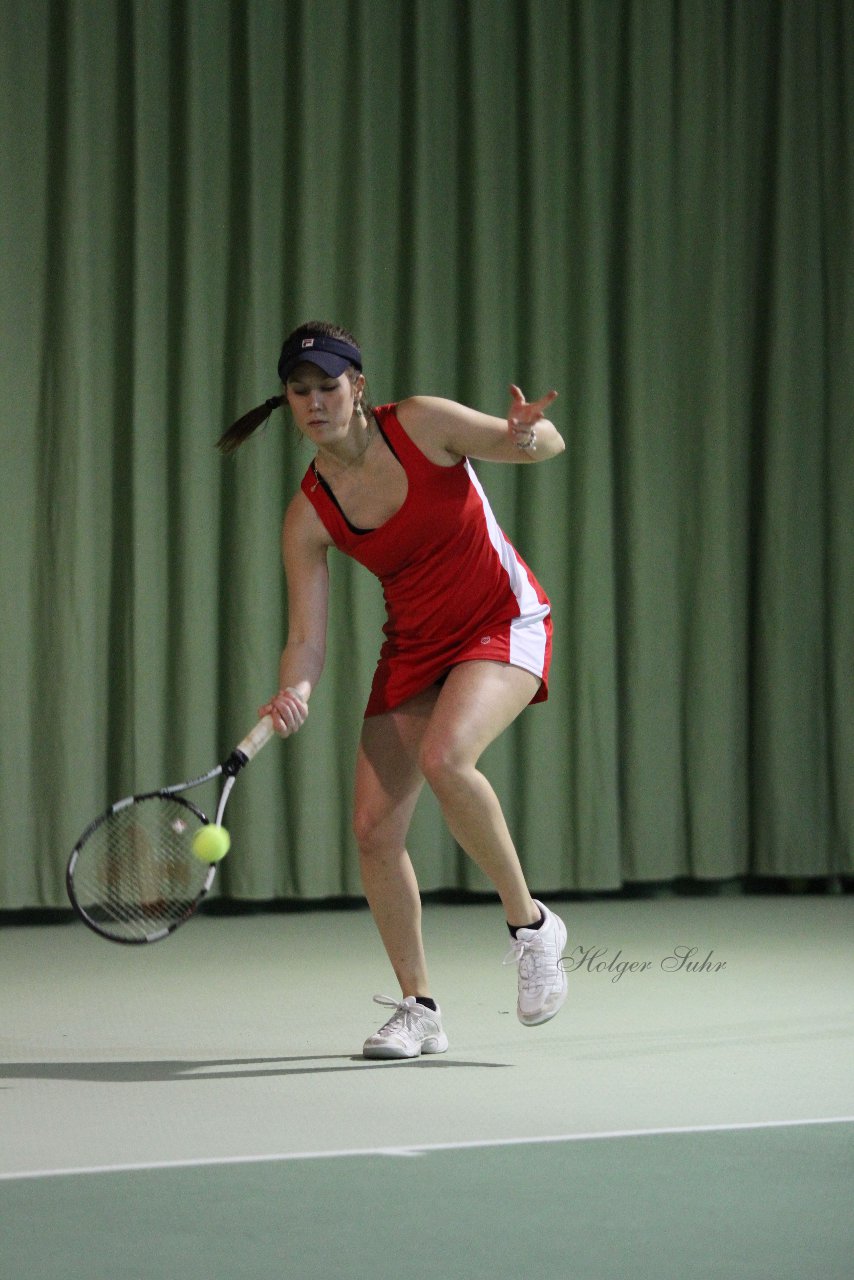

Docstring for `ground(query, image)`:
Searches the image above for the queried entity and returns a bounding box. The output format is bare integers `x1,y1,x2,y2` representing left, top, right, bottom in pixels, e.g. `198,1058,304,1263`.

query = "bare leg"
354,663,543,999
418,662,542,928
353,687,438,998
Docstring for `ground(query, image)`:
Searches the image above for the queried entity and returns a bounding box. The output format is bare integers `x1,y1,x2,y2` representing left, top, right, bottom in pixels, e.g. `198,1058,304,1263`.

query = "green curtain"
0,0,851,909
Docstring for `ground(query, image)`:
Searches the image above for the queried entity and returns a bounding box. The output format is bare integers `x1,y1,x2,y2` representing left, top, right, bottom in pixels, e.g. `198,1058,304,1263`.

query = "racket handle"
237,716,276,761
223,716,276,776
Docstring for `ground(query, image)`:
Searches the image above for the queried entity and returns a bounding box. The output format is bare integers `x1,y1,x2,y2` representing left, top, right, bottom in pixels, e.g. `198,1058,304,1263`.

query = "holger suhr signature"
560,945,727,983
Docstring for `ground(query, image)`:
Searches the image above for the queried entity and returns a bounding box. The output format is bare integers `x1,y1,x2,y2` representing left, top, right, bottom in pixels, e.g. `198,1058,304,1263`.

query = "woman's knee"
352,801,384,855
418,731,468,798
352,794,416,859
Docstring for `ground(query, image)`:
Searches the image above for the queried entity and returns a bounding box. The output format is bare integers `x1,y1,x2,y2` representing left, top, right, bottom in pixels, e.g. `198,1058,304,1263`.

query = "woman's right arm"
260,492,331,738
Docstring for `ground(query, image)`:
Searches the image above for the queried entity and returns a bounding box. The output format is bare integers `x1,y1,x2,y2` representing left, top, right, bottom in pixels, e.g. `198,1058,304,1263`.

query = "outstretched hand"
508,385,558,451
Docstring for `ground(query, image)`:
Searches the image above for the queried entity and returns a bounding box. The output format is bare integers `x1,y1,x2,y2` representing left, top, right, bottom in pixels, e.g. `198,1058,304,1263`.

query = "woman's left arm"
397,387,564,465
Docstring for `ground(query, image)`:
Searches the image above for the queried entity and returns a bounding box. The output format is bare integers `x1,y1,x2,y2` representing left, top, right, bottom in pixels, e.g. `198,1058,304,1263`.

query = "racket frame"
66,717,275,945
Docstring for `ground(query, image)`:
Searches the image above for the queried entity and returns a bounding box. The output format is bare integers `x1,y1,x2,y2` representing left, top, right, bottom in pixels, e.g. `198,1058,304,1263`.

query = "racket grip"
236,716,276,762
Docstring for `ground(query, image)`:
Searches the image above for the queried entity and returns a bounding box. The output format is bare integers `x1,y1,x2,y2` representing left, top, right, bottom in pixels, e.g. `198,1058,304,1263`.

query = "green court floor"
2,896,853,1277
4,1124,853,1280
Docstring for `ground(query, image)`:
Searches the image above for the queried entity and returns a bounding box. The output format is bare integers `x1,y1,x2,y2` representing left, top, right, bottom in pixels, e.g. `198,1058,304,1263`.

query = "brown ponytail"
216,394,285,454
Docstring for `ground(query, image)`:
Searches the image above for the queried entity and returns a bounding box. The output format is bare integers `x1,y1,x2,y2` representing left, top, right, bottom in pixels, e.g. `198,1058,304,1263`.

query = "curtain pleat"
0,0,850,908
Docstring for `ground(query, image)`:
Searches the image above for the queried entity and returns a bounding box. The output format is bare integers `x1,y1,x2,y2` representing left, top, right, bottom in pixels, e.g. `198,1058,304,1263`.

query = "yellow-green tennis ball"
192,824,231,863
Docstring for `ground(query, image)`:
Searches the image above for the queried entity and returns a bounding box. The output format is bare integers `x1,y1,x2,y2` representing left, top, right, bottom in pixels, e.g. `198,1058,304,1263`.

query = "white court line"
2,1115,853,1183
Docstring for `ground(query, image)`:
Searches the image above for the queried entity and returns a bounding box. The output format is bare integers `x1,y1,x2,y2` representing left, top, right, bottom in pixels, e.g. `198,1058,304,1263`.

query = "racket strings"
71,796,210,942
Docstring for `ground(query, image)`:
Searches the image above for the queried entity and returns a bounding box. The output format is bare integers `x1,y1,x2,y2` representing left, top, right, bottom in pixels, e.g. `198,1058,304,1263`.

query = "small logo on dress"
301,338,315,348
480,636,492,645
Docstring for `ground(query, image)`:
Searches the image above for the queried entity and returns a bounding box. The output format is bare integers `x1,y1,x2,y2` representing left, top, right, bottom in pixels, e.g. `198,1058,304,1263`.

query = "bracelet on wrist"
514,426,537,452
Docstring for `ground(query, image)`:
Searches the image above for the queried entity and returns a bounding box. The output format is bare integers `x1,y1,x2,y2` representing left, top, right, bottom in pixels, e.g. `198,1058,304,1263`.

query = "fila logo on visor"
301,338,315,348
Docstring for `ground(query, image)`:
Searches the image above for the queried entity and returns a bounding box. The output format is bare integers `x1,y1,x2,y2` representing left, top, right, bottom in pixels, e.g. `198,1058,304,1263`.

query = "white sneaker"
503,901,568,1026
362,995,449,1060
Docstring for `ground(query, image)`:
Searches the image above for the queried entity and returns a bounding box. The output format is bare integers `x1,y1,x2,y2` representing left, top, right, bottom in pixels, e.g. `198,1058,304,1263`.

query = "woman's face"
285,363,363,446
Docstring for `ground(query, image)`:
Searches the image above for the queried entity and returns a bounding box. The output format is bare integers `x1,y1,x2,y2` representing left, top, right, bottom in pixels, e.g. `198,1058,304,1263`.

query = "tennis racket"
66,717,275,945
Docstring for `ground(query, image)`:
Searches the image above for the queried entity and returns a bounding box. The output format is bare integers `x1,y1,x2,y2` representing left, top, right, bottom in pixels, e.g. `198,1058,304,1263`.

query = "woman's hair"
216,320,364,455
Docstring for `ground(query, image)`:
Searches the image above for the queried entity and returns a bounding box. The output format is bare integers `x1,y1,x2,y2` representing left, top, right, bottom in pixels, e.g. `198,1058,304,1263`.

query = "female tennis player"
219,321,568,1058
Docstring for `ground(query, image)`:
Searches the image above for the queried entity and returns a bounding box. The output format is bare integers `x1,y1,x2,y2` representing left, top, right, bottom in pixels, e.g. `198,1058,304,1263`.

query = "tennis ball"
192,824,231,863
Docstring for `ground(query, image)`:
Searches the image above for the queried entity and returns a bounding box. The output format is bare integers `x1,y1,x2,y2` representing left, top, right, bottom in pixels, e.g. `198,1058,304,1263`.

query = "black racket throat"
222,748,250,779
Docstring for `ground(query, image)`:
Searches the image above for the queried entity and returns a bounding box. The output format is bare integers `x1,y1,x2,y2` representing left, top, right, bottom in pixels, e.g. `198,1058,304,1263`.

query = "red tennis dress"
300,404,552,716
